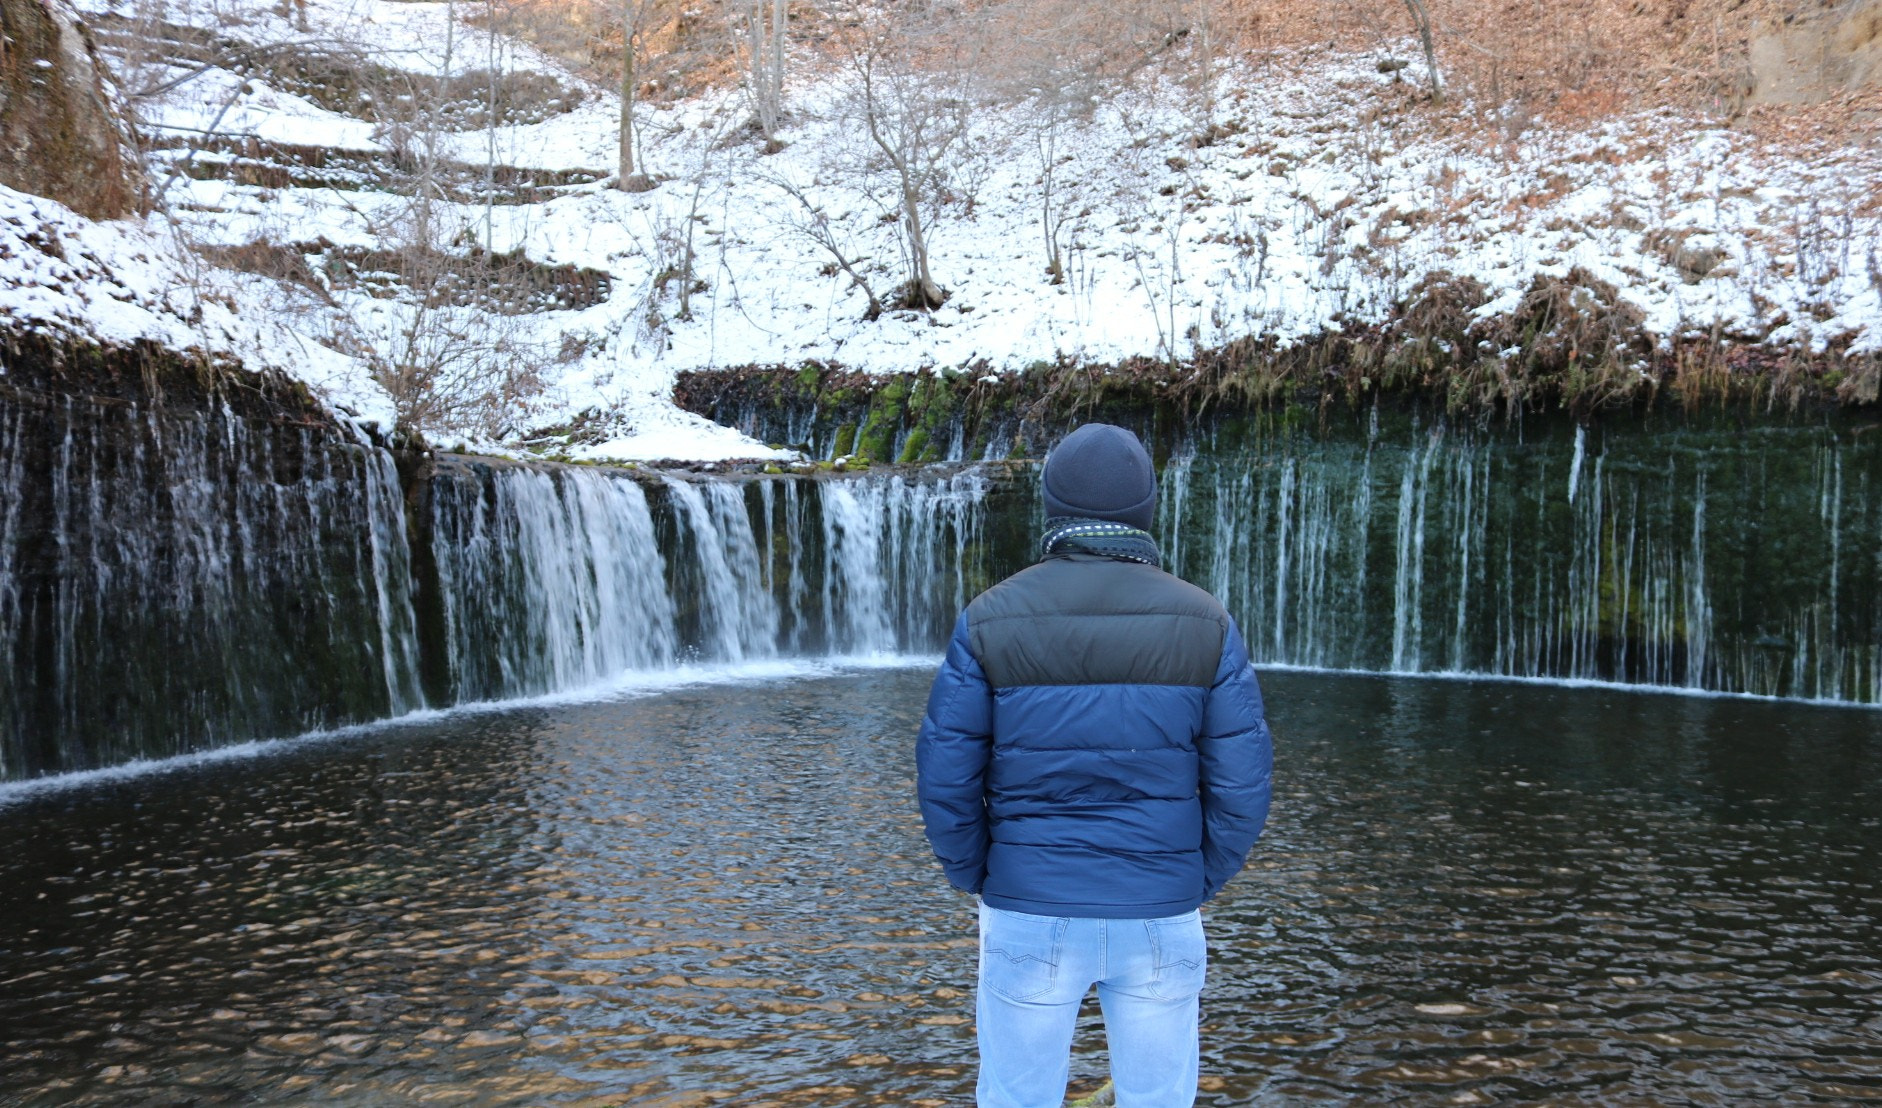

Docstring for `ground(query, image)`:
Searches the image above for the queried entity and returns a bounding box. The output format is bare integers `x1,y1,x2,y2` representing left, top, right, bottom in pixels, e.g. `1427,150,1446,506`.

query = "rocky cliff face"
1748,0,1882,105
0,0,142,218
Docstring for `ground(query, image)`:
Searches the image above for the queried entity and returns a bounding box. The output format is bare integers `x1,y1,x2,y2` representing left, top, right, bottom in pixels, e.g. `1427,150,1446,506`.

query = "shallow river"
2,668,1878,1105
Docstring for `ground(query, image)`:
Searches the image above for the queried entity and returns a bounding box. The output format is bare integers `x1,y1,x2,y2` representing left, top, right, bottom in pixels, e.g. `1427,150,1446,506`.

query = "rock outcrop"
1748,0,1882,105
0,0,142,218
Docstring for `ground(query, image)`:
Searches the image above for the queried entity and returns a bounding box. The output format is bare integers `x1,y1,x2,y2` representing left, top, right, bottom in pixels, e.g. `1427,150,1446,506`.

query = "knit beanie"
1041,424,1157,531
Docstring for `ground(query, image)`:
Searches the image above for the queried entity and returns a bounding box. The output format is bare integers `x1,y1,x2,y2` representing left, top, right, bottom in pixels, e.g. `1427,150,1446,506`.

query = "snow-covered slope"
9,0,1880,460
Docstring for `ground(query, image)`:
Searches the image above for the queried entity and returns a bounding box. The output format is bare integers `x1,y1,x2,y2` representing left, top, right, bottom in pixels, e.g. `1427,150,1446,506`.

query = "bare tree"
1031,100,1083,286
839,20,975,310
1401,0,1443,101
1190,0,1217,123
616,0,660,189
729,0,788,149
766,172,886,320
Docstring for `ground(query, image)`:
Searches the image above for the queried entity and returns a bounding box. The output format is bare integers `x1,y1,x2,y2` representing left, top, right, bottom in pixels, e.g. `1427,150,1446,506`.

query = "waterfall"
428,462,679,701
420,460,992,689
8,361,1879,782
815,470,988,656
1,380,1000,780
1158,413,1881,703
662,477,780,663
0,393,423,779
821,481,897,652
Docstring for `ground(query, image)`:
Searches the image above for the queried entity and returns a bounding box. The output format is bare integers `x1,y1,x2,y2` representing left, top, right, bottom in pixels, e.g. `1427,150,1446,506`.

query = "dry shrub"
1665,335,1735,409
1384,271,1486,383
1837,354,1882,405
1470,267,1655,408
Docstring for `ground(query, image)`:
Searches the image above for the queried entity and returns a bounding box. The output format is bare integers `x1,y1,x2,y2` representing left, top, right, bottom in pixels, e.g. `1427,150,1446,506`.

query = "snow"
4,0,1878,461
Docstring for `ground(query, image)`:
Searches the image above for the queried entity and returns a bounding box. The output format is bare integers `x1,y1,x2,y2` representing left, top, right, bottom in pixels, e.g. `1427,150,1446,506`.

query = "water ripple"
1,670,1876,1104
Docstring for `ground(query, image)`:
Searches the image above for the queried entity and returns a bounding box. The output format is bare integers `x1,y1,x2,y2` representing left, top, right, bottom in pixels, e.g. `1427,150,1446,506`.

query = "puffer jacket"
915,550,1274,918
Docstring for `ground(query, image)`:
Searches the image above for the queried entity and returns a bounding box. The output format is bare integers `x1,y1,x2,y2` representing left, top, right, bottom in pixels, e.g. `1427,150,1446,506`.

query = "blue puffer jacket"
916,551,1273,918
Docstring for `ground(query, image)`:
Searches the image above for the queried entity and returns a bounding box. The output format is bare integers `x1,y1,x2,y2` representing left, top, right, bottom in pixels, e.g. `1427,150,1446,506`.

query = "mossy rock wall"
676,269,1881,463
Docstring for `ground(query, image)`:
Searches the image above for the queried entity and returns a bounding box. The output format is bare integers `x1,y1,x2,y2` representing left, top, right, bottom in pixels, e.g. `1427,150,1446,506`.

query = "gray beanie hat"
1042,423,1157,531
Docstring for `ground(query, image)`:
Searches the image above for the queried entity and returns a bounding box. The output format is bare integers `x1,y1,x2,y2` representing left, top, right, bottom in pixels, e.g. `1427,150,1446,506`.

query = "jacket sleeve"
916,612,996,894
1198,617,1274,900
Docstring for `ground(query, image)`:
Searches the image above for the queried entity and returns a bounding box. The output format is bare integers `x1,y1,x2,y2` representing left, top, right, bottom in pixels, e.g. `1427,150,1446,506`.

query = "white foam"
0,656,939,807
6,655,1874,805
1255,663,1882,712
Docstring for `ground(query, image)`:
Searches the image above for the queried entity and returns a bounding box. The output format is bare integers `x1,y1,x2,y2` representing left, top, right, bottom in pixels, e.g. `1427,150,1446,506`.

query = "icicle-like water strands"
815,471,988,655
1157,414,1882,703
428,460,680,701
9,370,1877,782
421,462,993,696
0,400,1000,782
0,393,425,778
661,477,781,663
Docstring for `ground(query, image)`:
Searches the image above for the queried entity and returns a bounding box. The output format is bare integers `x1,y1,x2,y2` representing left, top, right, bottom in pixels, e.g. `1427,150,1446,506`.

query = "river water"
2,667,1877,1105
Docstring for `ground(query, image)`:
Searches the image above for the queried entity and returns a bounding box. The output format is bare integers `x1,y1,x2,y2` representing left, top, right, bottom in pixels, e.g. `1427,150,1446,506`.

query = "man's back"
957,553,1259,917
914,423,1273,1108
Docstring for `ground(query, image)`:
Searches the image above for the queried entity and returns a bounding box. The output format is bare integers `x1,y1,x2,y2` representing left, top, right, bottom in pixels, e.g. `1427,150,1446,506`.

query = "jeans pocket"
980,905,1068,1002
1144,910,1207,1000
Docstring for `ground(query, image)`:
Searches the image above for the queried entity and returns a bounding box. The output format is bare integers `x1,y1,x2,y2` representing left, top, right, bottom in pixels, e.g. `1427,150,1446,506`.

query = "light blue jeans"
976,901,1207,1108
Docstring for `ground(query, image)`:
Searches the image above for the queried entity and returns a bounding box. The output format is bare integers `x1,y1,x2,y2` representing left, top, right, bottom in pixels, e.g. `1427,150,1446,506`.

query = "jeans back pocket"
980,906,1069,1002
1143,910,1207,1000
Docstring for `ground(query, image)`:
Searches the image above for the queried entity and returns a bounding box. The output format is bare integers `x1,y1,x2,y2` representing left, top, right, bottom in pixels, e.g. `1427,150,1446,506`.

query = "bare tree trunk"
617,19,638,186
483,0,499,246
736,0,787,146
901,179,942,308
1402,0,1443,101
1195,0,1215,123
1038,127,1064,284
769,0,786,117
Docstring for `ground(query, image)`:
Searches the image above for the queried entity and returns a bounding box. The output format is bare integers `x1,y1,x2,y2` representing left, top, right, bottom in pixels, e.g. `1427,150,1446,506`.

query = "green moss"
856,375,914,463
896,428,931,465
885,369,962,464
832,423,857,458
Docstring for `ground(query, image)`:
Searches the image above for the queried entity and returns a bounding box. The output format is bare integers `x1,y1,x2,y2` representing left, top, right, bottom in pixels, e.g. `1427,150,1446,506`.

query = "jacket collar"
1040,517,1162,568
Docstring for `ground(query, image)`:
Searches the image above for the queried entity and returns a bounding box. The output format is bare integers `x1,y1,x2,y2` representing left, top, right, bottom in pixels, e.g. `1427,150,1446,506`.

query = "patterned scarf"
1040,517,1163,568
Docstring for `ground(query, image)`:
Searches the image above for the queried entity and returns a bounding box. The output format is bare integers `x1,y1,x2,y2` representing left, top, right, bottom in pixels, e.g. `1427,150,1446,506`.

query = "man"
916,422,1274,1108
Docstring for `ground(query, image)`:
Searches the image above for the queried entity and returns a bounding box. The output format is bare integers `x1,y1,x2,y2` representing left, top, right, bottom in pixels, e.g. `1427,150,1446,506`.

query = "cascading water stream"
663,477,781,663
423,462,994,699
0,374,1004,780
0,393,425,779
1156,415,1881,702
427,463,680,701
6,372,1879,782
